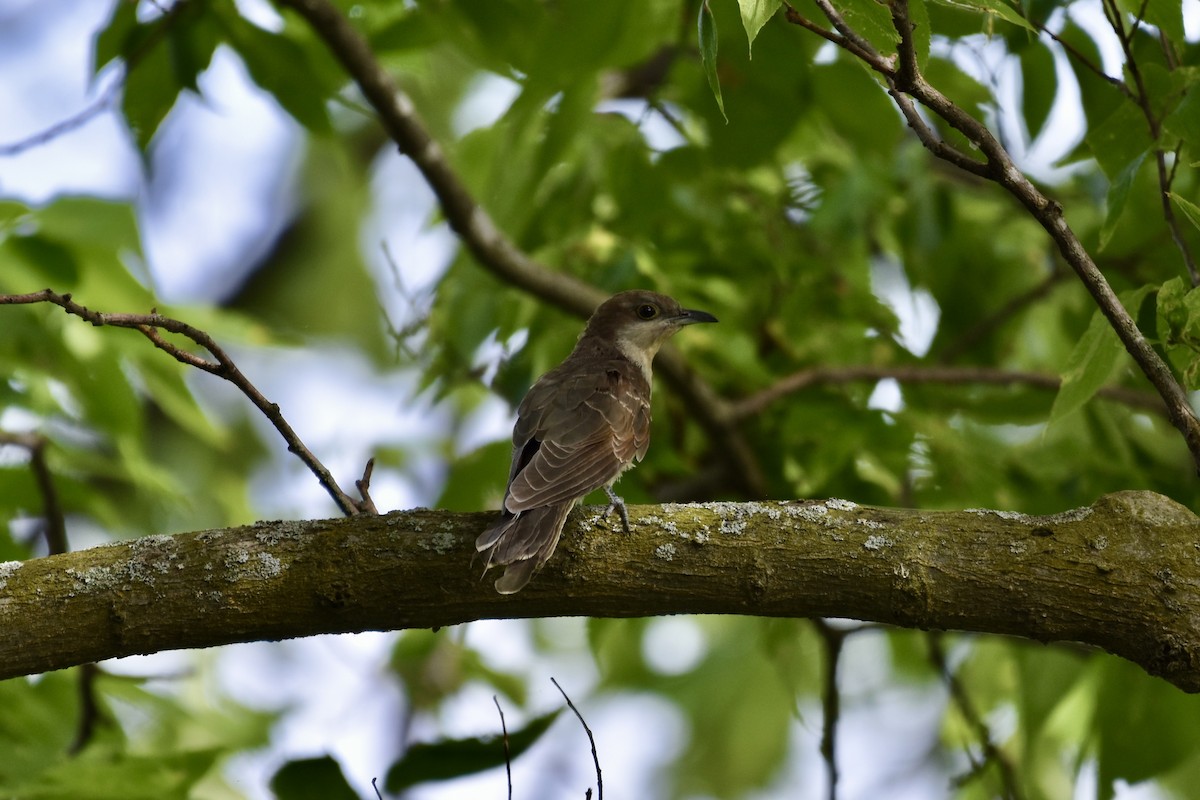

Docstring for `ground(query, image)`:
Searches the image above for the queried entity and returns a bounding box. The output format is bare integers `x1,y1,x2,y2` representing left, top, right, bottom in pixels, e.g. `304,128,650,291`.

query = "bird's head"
583,290,718,367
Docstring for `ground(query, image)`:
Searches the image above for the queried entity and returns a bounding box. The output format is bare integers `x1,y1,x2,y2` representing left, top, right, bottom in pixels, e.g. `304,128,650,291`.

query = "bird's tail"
476,502,573,594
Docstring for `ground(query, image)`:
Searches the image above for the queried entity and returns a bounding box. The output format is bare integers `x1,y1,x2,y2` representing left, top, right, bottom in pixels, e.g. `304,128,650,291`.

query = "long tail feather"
477,502,573,593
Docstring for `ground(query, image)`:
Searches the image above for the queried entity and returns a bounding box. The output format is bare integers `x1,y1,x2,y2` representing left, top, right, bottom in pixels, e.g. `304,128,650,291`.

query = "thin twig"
0,74,124,157
938,269,1067,362
551,677,602,800
0,431,68,555
0,290,366,517
68,663,102,755
812,620,846,800
273,0,768,497
927,633,1023,800
731,364,1167,420
493,696,513,800
355,458,379,515
1034,22,1128,95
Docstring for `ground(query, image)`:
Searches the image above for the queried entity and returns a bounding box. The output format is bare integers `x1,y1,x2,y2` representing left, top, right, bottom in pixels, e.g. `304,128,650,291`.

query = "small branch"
1034,22,1128,96
812,620,846,800
552,677,602,800
730,364,1167,420
809,0,894,73
938,269,1067,363
0,431,69,555
273,0,767,497
0,290,365,517
355,458,379,515
927,634,1024,800
0,74,123,157
493,696,513,800
68,663,103,755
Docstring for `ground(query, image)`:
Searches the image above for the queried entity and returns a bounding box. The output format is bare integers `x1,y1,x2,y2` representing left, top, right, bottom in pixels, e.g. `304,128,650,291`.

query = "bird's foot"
603,486,631,533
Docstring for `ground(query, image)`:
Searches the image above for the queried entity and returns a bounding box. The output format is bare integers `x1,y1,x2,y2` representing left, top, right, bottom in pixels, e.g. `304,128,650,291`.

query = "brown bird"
477,290,718,593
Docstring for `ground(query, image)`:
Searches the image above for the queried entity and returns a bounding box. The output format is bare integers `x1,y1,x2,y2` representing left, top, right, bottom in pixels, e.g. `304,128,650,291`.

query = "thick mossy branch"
1,491,1197,690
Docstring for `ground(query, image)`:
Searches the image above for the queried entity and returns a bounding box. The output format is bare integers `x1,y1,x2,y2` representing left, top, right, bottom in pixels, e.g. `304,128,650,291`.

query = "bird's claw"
603,486,631,533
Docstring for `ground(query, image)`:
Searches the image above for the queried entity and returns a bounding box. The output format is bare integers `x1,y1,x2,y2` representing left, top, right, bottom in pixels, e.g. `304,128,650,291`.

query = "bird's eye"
636,304,659,320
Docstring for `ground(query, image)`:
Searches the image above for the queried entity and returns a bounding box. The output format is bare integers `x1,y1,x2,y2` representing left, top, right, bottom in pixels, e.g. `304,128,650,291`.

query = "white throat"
615,338,657,383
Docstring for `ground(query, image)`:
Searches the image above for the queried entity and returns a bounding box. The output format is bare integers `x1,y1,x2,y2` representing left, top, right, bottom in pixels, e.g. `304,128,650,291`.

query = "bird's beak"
676,308,718,325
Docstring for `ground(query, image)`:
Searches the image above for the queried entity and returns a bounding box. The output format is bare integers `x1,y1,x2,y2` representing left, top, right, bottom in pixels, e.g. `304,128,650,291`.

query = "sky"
1,0,1194,798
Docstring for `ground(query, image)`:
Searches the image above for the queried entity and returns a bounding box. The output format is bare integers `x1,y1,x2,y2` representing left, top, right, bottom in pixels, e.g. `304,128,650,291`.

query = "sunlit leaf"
737,0,781,57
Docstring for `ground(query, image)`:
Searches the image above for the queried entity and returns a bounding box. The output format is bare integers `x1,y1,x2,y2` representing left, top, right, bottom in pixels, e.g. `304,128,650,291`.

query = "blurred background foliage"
2,0,1200,797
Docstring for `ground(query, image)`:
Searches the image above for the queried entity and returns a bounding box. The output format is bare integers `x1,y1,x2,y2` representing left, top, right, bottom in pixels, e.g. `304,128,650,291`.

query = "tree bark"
2,491,1198,691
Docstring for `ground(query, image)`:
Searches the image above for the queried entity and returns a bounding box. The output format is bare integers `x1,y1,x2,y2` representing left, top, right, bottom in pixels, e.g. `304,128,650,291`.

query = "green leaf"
223,16,334,134
1095,657,1200,794
928,0,1036,33
1099,151,1147,251
737,0,781,57
1168,192,1200,234
92,0,139,74
271,756,361,800
1048,307,1125,426
1086,100,1152,180
122,37,183,152
1156,276,1200,388
6,234,80,286
1018,41,1056,142
384,710,560,792
839,0,901,55
437,439,511,511
1117,0,1184,45
1163,85,1200,146
698,1,728,123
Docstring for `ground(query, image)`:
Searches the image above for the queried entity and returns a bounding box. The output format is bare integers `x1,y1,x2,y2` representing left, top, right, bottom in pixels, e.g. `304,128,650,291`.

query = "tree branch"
730,364,1166,420
785,0,1200,472
0,290,369,517
272,0,767,497
2,492,1199,693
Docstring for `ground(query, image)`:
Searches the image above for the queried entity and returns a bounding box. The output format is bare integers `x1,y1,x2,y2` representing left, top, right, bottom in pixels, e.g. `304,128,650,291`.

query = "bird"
476,290,718,593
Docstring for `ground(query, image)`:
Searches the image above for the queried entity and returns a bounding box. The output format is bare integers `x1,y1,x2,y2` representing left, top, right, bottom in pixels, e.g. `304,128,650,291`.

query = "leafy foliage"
2,0,1200,798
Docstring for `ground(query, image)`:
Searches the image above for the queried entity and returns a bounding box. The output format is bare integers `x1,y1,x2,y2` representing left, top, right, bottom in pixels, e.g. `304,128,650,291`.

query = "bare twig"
493,696,513,800
927,633,1023,800
812,620,846,800
0,290,366,517
731,364,1166,420
1033,22,1128,95
0,74,123,157
551,677,602,800
273,0,767,497
355,458,379,515
0,431,69,555
68,663,103,755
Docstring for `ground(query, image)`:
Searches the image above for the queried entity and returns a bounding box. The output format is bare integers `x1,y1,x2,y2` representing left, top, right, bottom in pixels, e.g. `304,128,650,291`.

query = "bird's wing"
503,363,650,512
